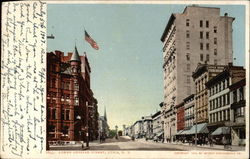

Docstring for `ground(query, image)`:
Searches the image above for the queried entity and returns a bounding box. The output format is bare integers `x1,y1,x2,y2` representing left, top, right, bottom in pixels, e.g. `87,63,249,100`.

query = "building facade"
192,64,226,124
176,102,185,132
142,116,153,139
47,48,98,144
205,65,245,145
229,79,246,146
183,94,195,130
133,120,143,138
152,111,163,140
160,6,234,141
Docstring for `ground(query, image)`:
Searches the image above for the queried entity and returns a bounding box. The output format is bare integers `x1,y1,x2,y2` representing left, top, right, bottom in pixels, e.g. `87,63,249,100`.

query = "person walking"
222,135,227,149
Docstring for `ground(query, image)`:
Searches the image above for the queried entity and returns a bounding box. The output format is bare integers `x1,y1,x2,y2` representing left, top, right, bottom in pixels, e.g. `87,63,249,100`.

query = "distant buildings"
152,111,164,141
160,5,234,142
47,47,99,144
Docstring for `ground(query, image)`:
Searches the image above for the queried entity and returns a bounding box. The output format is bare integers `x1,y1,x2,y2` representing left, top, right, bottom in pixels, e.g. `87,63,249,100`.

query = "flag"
85,30,99,50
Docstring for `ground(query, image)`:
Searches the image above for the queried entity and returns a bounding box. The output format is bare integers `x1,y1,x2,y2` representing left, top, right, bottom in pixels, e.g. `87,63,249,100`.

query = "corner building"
160,6,234,141
47,47,98,143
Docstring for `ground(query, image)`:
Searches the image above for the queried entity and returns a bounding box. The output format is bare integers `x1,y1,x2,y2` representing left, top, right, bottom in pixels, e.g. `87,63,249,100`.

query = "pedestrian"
222,135,227,149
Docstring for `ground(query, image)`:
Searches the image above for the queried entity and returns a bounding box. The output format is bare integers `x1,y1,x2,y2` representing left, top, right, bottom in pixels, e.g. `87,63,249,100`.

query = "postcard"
1,0,249,158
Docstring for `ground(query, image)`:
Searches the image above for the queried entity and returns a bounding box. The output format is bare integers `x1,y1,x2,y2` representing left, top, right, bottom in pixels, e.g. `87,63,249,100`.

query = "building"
141,116,153,139
205,65,245,145
152,111,163,140
192,64,226,125
133,120,143,138
98,107,109,138
183,94,195,130
229,79,246,146
160,5,234,141
176,102,185,133
47,47,98,144
89,98,99,141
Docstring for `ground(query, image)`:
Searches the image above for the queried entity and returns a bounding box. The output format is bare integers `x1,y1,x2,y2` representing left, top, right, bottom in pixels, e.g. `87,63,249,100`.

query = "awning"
187,123,209,135
211,127,230,136
155,131,163,137
175,130,184,135
180,129,190,135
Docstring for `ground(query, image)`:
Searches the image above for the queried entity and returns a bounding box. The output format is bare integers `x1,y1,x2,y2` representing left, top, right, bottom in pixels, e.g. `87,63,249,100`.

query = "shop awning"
175,130,184,135
211,127,230,136
187,123,209,135
180,129,190,135
157,131,164,137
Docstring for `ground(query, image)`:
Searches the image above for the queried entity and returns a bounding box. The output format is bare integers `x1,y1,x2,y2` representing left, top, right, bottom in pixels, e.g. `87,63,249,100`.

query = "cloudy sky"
47,3,245,130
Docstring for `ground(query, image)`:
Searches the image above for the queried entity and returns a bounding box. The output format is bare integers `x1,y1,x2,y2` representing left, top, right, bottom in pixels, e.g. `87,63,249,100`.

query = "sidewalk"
136,138,245,151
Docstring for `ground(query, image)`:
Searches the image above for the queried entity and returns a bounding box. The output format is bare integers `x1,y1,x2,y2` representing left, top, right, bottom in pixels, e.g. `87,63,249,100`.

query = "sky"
47,3,245,130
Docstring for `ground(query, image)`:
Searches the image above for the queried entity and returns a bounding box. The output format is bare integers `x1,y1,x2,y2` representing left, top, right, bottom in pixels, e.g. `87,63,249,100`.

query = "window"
200,43,203,50
239,87,244,100
223,110,226,121
214,38,217,45
214,49,217,55
200,54,203,61
227,109,230,120
51,78,56,88
186,19,190,26
186,30,190,38
74,83,79,90
233,90,237,103
74,96,79,105
206,54,209,61
239,128,246,139
62,126,69,135
200,20,203,27
187,64,190,71
187,75,191,83
186,42,190,50
206,32,209,39
186,53,190,61
206,43,209,50
48,109,51,120
200,31,203,39
219,111,222,121
214,59,217,65
52,109,56,119
214,26,217,33
66,110,70,120
206,20,209,28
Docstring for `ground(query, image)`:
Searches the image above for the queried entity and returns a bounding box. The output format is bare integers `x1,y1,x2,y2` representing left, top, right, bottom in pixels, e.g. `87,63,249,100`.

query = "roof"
70,46,81,62
160,14,176,42
152,111,161,118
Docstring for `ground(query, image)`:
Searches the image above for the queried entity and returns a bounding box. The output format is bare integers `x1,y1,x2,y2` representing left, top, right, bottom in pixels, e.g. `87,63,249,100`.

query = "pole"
86,101,89,148
195,104,197,146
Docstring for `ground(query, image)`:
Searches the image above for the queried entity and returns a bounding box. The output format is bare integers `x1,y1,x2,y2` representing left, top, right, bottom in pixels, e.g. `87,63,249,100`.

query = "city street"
49,136,245,151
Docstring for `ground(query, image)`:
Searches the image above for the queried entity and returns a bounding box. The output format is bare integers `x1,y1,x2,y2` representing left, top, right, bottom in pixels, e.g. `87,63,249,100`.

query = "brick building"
47,47,98,144
176,102,185,132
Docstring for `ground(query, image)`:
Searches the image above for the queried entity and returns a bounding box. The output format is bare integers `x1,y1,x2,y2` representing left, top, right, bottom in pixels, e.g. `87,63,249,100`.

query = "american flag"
85,30,99,50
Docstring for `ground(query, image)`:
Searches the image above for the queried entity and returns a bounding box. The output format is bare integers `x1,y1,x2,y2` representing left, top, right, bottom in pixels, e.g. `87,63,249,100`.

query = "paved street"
49,136,245,151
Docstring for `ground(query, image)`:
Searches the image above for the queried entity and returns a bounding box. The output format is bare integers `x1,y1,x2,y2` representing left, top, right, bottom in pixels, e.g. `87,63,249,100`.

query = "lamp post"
75,115,84,149
86,101,89,148
195,104,198,147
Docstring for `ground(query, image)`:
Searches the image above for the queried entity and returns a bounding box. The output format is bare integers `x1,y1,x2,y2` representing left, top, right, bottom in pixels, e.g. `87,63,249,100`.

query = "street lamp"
75,115,84,149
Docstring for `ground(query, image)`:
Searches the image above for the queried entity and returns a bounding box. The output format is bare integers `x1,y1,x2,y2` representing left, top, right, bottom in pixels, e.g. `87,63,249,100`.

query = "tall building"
98,107,110,138
47,47,97,144
160,6,234,141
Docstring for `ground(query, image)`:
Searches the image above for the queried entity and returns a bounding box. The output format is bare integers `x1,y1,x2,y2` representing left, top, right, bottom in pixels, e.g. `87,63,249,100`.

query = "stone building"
205,65,245,145
47,47,98,144
183,94,195,130
133,120,143,138
98,107,109,138
192,64,226,125
160,5,234,141
152,111,163,140
142,116,153,139
229,78,246,146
